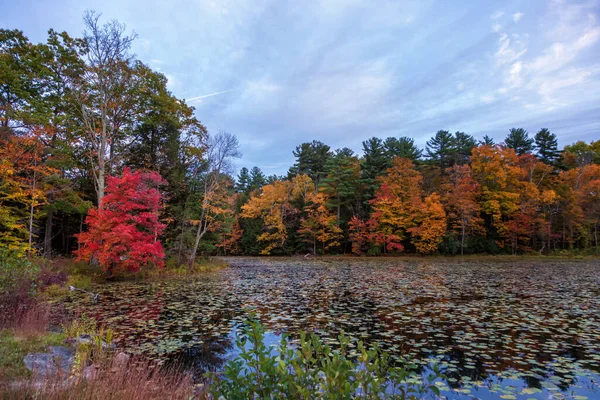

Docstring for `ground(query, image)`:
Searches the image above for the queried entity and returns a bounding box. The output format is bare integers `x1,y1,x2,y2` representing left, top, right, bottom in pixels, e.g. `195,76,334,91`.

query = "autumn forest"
2,13,600,277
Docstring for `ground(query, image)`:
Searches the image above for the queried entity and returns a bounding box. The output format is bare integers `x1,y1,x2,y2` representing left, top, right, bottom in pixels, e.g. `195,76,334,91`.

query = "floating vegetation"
68,258,600,399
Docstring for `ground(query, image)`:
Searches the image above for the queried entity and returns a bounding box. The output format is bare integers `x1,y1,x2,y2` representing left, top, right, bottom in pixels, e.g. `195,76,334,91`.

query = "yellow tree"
470,145,522,250
408,193,447,254
298,192,342,254
241,179,295,254
369,157,423,253
0,127,56,252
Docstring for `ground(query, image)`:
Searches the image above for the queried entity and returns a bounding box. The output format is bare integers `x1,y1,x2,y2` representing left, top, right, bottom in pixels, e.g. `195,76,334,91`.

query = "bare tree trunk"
44,207,53,257
189,197,208,266
28,163,37,254
595,222,598,253
461,220,465,256
78,214,83,253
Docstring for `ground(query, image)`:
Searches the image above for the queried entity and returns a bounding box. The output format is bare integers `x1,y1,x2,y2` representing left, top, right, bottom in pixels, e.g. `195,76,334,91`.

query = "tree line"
1,14,599,275
233,131,599,256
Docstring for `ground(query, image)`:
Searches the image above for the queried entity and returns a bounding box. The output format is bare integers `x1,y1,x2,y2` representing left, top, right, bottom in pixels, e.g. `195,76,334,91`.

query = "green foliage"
288,141,332,187
384,137,423,163
62,315,114,371
505,127,534,155
0,329,65,378
534,128,559,165
209,318,440,399
426,130,475,169
0,248,39,296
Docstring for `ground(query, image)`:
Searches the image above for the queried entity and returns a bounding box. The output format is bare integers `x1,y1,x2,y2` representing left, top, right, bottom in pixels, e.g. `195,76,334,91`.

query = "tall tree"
505,128,534,156
384,136,422,163
319,148,362,223
236,167,250,193
188,131,240,265
408,193,447,254
241,179,296,255
288,140,332,187
534,128,559,165
249,166,266,192
72,11,138,206
480,135,495,146
368,157,424,254
298,192,342,254
426,130,455,170
360,137,388,210
452,131,476,165
442,164,483,254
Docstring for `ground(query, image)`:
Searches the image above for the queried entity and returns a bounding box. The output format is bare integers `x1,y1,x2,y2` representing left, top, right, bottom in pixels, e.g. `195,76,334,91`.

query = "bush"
0,249,39,328
209,318,440,399
0,248,39,296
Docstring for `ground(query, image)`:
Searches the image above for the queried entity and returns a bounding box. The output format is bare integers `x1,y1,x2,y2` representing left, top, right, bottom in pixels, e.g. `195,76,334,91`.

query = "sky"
2,0,600,175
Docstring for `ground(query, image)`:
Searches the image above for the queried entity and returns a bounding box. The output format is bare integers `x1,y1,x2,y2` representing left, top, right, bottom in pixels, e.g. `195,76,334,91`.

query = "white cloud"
506,62,523,87
513,12,524,23
495,33,527,64
492,22,502,33
480,94,496,104
528,26,600,74
493,1,600,109
491,11,505,19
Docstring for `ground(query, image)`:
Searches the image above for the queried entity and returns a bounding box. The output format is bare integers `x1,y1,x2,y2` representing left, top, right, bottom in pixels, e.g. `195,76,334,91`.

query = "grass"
0,352,197,400
0,330,66,380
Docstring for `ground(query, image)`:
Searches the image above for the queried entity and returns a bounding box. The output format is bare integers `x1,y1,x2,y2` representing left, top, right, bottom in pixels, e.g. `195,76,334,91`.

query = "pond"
68,257,600,399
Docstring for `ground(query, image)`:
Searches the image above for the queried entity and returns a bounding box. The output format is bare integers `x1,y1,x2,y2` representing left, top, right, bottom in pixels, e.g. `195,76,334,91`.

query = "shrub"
0,249,39,328
209,318,440,399
37,264,68,288
0,248,38,295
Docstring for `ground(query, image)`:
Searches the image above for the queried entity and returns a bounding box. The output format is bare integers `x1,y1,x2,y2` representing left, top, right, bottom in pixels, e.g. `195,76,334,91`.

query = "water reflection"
69,258,600,399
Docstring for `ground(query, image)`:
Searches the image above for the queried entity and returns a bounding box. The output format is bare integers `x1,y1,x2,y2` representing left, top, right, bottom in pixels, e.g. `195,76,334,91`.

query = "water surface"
69,257,600,399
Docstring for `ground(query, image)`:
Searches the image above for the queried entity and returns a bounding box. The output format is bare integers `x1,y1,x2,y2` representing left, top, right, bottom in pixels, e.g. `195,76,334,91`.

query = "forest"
2,13,600,275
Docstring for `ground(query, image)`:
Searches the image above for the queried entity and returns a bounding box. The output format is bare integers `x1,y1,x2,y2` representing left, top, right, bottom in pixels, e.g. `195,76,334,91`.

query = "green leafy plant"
62,315,114,372
208,318,440,399
0,248,39,296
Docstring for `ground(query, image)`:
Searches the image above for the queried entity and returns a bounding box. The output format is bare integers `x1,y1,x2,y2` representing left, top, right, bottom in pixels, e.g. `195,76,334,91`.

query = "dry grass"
11,303,51,339
0,355,200,400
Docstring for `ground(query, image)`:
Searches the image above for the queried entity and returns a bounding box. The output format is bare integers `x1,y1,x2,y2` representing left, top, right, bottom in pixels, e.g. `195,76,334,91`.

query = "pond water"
68,257,600,399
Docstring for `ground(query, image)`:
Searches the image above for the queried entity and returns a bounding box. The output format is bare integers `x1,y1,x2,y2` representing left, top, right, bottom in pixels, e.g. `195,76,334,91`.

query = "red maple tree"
75,168,166,276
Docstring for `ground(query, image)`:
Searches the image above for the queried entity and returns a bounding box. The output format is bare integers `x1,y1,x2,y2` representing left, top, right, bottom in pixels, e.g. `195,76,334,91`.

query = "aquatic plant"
208,317,440,399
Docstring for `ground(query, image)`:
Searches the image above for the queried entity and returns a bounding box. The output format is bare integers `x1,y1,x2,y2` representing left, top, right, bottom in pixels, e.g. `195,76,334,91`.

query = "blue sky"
3,0,600,175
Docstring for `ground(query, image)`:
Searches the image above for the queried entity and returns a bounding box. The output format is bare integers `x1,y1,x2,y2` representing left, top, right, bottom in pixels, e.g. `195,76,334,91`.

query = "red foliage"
74,168,166,276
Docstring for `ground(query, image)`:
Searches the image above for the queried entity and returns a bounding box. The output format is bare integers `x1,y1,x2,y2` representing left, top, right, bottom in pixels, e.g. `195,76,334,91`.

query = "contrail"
187,89,234,102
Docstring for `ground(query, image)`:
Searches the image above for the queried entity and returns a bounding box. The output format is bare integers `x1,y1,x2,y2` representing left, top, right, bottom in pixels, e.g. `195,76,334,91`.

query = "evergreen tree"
236,167,250,193
384,136,422,163
361,137,388,211
249,166,266,191
320,148,362,224
426,130,455,170
453,131,476,165
480,135,495,146
288,140,332,186
534,128,559,165
505,128,534,155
